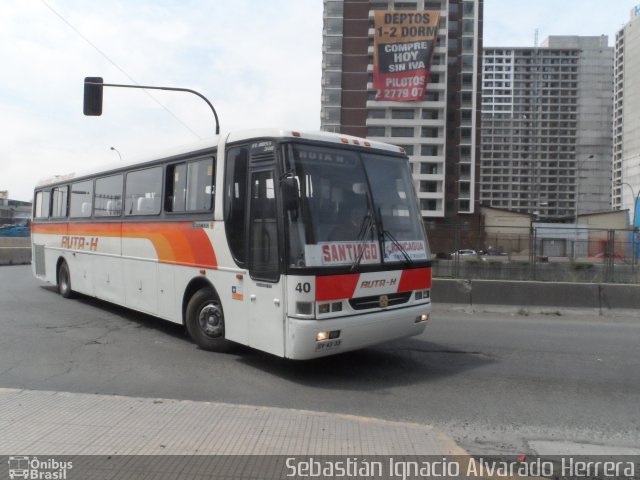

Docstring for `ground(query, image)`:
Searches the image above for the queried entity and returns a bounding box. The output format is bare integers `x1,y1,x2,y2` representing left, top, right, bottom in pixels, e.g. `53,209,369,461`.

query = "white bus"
32,129,432,359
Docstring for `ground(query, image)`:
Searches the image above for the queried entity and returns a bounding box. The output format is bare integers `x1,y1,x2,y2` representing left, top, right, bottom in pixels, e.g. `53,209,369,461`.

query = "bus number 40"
295,283,311,293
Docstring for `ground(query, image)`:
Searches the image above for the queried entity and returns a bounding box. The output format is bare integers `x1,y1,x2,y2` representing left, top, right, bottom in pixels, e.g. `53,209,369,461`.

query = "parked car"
479,249,507,256
451,249,477,257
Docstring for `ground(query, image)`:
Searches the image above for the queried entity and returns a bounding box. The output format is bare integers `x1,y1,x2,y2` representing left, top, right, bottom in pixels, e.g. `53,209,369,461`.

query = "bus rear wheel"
58,261,75,299
186,287,233,352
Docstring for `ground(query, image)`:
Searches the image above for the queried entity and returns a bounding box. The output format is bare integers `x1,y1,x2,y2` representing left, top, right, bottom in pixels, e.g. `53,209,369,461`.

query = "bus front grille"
348,291,412,311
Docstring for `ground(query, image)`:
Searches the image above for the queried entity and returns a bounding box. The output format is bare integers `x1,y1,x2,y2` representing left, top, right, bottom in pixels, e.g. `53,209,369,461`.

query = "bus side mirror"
281,176,299,212
83,77,104,116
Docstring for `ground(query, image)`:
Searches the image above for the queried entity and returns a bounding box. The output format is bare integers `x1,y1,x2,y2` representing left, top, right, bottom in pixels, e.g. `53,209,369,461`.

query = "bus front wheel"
58,261,75,299
186,287,233,352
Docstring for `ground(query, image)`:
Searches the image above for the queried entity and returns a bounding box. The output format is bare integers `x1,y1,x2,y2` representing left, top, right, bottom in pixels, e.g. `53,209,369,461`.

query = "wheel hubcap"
198,303,223,337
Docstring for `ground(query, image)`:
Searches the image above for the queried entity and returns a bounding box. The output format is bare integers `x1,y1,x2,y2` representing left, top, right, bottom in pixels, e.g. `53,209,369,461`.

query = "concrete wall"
0,237,31,265
578,210,628,229
433,278,640,314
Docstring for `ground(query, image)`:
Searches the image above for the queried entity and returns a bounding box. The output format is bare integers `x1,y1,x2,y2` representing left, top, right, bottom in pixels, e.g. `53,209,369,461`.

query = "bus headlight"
415,289,430,301
316,330,341,342
296,302,314,316
317,302,343,315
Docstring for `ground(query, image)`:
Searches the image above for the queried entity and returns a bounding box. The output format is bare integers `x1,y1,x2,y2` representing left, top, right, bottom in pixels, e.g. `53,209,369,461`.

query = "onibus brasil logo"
8,456,73,479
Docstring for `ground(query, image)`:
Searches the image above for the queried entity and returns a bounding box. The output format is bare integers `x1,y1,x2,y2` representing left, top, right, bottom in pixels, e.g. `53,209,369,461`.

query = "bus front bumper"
285,303,431,360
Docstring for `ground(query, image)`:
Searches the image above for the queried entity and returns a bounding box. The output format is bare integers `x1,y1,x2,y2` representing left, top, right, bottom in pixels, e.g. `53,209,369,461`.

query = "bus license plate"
315,339,342,352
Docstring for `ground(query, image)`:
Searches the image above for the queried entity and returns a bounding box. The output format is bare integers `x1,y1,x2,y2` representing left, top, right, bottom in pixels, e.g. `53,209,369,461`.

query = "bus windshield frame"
281,141,431,274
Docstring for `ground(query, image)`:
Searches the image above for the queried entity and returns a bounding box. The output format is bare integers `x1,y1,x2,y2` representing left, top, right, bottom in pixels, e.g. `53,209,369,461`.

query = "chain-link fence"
428,224,640,284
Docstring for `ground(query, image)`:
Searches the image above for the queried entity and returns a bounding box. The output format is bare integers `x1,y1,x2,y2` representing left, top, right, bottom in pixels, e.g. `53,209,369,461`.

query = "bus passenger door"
246,168,285,356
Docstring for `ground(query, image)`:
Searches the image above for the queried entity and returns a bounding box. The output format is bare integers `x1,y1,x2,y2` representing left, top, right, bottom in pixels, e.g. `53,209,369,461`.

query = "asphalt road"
1,265,639,455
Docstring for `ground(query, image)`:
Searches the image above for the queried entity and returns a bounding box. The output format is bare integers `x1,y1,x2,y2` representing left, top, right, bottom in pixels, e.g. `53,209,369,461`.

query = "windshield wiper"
376,207,413,266
382,229,413,265
350,211,374,272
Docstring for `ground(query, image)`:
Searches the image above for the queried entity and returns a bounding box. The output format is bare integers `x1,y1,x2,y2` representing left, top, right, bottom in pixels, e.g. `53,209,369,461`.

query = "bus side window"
95,174,123,217
34,190,51,219
187,158,214,211
51,186,69,218
124,167,162,216
69,180,93,218
165,158,214,213
166,163,187,212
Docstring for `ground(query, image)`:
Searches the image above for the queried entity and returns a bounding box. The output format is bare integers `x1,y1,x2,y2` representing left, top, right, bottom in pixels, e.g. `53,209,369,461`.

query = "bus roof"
35,129,405,188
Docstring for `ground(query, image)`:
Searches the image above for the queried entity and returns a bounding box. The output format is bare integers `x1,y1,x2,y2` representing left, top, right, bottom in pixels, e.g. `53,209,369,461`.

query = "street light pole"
110,146,122,161
615,180,639,226
84,77,220,135
615,180,640,264
575,154,595,222
573,155,594,260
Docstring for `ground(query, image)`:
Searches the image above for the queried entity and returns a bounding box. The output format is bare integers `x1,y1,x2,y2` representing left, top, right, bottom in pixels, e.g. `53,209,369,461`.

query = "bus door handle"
250,294,256,302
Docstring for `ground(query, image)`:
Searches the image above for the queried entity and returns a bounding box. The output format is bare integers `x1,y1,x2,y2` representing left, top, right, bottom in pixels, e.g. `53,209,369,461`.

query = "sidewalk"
0,388,465,456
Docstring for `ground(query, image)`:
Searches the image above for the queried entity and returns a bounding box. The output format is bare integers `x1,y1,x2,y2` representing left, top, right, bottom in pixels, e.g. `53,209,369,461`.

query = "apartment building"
481,36,613,220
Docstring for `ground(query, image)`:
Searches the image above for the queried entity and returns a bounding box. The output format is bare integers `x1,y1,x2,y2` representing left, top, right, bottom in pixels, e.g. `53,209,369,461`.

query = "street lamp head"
110,146,122,161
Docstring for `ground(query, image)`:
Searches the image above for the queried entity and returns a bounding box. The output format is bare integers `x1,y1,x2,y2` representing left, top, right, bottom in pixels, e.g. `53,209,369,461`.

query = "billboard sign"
373,11,440,102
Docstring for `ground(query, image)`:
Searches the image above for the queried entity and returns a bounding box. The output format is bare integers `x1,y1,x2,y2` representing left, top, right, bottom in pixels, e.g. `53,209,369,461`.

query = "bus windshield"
283,144,430,269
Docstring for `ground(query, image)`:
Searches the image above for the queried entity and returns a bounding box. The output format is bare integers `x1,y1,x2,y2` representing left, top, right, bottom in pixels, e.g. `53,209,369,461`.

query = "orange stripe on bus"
32,224,69,235
32,222,217,269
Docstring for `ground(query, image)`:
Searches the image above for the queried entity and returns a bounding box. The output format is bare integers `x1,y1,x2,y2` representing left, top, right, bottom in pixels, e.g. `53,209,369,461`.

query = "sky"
0,0,635,202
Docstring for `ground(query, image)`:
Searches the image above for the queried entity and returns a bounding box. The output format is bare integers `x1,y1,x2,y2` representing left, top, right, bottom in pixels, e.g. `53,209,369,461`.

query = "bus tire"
186,287,233,352
58,261,75,299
